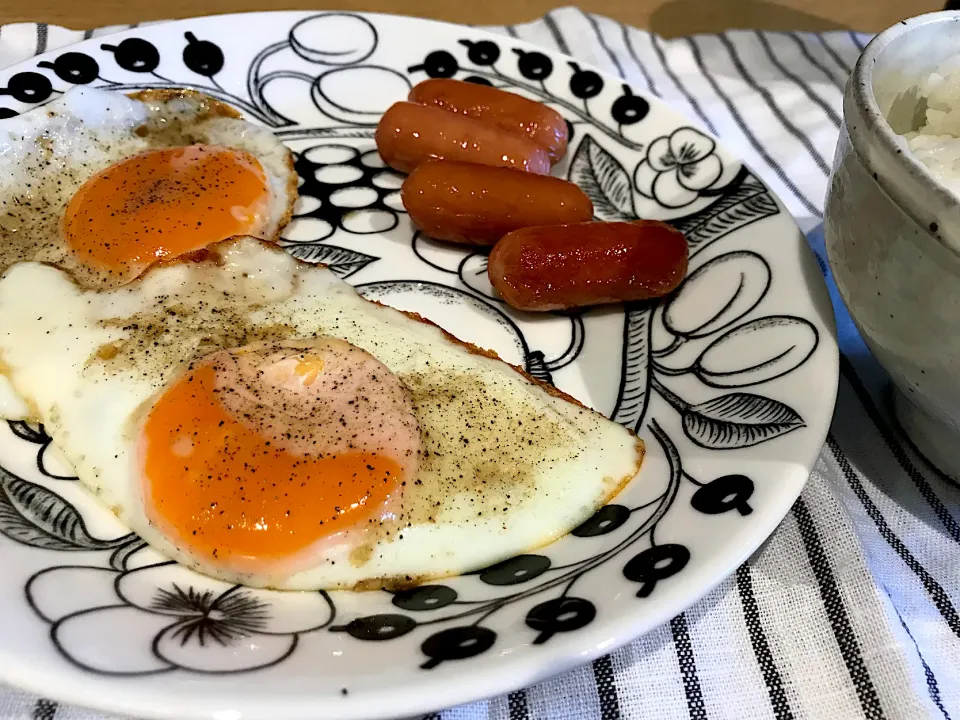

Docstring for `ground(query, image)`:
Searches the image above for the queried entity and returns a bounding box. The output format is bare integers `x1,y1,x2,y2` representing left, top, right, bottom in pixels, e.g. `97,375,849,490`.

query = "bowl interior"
844,12,960,258
872,16,960,134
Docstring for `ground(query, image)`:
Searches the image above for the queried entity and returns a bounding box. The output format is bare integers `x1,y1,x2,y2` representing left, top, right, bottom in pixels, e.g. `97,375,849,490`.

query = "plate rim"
0,10,840,720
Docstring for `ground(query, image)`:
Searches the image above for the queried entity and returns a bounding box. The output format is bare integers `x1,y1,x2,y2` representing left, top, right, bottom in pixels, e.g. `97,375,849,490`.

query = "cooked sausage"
487,221,689,311
401,159,593,246
409,78,569,162
375,101,550,175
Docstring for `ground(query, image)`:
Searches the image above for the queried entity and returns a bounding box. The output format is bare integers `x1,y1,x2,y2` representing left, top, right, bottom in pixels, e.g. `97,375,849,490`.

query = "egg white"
0,86,296,420
0,238,643,590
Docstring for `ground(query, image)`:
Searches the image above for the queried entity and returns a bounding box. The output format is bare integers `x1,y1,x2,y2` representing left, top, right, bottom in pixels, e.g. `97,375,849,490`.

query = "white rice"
903,67,960,197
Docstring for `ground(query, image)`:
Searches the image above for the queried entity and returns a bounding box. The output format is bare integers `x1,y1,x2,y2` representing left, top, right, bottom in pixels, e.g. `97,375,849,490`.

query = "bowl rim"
849,10,960,252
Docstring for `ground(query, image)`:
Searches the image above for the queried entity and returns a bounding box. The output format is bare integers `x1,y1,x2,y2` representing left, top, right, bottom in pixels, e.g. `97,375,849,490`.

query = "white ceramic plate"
0,11,838,720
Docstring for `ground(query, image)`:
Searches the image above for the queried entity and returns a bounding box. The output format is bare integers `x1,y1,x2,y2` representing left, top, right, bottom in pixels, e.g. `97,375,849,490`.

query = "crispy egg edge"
126,87,299,245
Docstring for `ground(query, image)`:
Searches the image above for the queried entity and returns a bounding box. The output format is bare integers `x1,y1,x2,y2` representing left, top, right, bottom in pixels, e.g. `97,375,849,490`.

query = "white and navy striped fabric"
1,8,958,720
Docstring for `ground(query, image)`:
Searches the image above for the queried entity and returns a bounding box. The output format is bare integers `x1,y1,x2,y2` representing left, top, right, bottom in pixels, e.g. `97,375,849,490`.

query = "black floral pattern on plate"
27,561,334,675
0,11,824,676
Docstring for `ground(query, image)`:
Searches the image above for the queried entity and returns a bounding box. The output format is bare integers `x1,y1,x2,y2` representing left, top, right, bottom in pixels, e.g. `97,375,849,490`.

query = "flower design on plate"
0,12,833,688
27,562,334,675
633,127,723,208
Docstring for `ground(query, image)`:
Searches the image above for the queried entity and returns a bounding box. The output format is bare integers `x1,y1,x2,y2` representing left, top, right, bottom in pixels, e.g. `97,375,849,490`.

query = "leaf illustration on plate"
524,351,554,385
7,421,47,445
611,304,655,431
109,537,149,571
0,469,125,551
312,66,412,125
37,442,77,482
694,315,818,388
285,244,378,278
682,392,804,449
670,172,778,256
663,251,771,339
568,135,636,222
7,422,77,480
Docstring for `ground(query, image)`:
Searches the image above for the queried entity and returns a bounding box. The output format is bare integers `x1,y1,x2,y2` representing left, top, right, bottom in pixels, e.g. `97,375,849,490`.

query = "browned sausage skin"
409,78,569,162
375,102,551,175
487,221,689,311
400,159,593,246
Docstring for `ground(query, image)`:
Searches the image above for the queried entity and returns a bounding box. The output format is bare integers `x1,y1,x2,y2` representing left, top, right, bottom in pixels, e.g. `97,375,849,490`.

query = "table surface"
0,0,945,37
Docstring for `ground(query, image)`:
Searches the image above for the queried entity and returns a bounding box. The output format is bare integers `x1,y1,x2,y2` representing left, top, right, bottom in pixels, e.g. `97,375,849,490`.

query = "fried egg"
0,237,643,590
0,86,297,419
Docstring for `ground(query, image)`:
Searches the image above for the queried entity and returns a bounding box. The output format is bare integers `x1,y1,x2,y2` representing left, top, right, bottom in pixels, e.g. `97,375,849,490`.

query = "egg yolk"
64,144,270,282
140,338,421,577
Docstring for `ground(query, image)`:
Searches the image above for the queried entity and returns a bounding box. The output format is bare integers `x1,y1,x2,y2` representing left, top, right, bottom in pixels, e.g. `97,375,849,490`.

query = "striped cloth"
1,7,958,720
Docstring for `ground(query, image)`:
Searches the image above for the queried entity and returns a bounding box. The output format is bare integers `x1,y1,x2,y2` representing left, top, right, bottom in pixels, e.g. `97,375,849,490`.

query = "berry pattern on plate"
0,11,832,699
